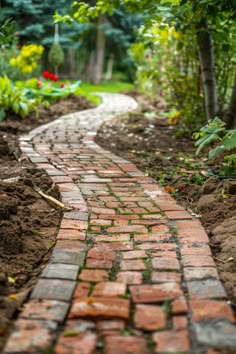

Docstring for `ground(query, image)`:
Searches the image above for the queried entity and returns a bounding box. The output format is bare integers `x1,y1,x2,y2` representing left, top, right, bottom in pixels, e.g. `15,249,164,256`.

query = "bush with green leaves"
48,43,64,72
193,117,236,176
0,76,39,120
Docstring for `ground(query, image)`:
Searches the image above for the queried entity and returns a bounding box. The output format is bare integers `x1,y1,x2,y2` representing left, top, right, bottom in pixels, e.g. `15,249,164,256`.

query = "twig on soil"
33,185,65,208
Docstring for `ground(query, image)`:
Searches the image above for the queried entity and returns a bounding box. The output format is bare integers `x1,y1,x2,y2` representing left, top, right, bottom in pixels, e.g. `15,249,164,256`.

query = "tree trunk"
105,54,114,80
92,15,106,84
197,18,218,120
84,51,96,81
225,72,236,128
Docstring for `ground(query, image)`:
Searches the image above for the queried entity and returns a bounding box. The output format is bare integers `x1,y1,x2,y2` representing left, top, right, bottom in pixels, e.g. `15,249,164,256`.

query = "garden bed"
96,91,236,308
0,94,95,351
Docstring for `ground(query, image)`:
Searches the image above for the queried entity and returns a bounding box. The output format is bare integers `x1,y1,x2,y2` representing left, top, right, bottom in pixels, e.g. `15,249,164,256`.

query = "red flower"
42,71,59,81
60,83,65,88
17,44,22,49
37,82,42,88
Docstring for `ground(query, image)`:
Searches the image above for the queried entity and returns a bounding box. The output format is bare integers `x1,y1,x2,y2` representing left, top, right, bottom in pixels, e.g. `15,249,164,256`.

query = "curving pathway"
4,93,236,354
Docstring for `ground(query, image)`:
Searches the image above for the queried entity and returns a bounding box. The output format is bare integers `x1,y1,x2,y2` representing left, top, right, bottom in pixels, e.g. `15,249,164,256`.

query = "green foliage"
194,117,236,176
0,76,38,119
48,43,64,67
81,80,134,93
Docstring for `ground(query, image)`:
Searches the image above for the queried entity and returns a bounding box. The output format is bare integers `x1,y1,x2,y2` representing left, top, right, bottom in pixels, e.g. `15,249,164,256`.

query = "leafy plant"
193,117,236,176
0,76,39,120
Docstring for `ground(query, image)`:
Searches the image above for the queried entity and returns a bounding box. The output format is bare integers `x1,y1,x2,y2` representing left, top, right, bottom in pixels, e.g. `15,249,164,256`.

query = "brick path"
4,93,236,354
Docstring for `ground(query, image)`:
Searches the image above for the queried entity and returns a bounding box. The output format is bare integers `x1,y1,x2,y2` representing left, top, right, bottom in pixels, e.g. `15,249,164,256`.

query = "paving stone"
73,283,91,299
189,300,235,322
120,259,146,271
31,279,76,301
116,271,143,284
107,225,147,233
122,250,147,259
180,244,212,255
194,320,236,347
3,319,57,353
86,258,113,269
87,247,116,260
173,316,188,330
151,272,181,283
134,304,166,331
165,211,192,219
51,249,85,266
187,279,227,299
60,218,88,230
79,269,109,282
97,319,125,333
41,263,79,280
104,335,150,354
92,282,126,297
19,299,69,323
182,255,215,267
57,229,86,241
47,169,66,176
69,297,130,319
54,333,97,354
153,329,190,353
152,257,180,270
137,242,176,251
64,212,89,221
184,267,219,281
130,283,183,303
172,299,188,314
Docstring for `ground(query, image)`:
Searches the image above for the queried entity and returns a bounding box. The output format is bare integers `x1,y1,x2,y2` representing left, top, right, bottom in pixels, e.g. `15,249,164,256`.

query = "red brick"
131,207,147,213
165,211,192,219
173,316,188,330
134,304,166,331
3,319,56,353
54,333,97,354
180,244,211,255
142,214,163,219
120,259,146,271
19,299,68,322
157,203,185,211
94,242,133,251
107,225,147,233
172,299,188,314
176,220,202,228
90,219,112,225
152,257,180,271
79,269,109,282
92,207,116,214
149,225,170,233
113,219,129,226
94,234,131,242
130,283,183,303
122,250,147,259
134,234,171,243
92,282,126,297
87,247,116,261
69,297,129,320
117,271,143,285
73,283,90,299
57,229,86,241
179,235,209,244
137,243,176,251
178,227,208,238
182,255,215,267
55,240,86,250
189,300,235,322
86,258,113,269
152,251,177,258
60,219,87,230
58,183,80,192
104,335,150,354
131,220,164,226
153,329,190,353
151,272,181,283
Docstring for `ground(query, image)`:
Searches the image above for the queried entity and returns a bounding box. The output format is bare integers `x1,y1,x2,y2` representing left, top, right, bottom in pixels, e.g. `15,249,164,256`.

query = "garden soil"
96,91,236,310
0,95,95,351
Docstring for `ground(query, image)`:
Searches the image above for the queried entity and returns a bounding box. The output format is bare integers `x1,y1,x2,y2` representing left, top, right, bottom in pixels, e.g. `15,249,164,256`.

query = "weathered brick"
130,283,183,303
172,299,188,315
31,279,76,302
187,279,227,299
69,297,129,319
173,316,188,330
189,300,235,322
182,255,215,267
41,263,79,280
73,283,90,299
86,258,113,269
87,247,116,261
92,282,126,297
57,229,86,241
4,319,57,353
137,243,176,251
184,267,219,281
107,225,147,233
104,335,150,354
134,304,166,331
120,259,146,271
116,271,143,285
79,269,109,282
180,244,211,255
152,257,180,271
60,219,88,230
122,250,147,259
134,233,171,243
19,300,69,323
54,332,97,354
165,211,192,219
151,272,181,283
153,329,190,353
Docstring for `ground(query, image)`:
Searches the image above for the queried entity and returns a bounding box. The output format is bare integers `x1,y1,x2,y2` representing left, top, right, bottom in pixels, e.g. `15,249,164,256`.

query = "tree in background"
48,24,64,76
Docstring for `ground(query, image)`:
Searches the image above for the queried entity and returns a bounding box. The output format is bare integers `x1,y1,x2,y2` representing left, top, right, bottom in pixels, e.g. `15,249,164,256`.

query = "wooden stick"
33,186,65,208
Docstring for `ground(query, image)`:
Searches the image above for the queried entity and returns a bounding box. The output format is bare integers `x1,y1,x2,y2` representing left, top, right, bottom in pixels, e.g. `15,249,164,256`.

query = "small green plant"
0,76,39,120
193,117,236,176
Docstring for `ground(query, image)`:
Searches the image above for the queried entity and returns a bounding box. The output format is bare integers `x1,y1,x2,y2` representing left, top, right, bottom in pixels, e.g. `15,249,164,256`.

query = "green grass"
81,80,135,94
